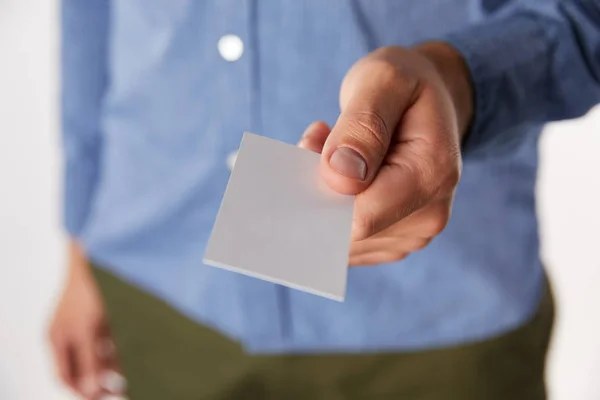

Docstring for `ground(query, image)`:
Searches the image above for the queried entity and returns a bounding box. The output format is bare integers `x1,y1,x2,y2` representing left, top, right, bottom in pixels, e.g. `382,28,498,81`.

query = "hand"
299,43,473,266
48,241,125,399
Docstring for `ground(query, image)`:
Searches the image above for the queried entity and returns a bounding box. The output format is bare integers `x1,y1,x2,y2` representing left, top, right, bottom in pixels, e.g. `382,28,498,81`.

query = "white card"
204,132,355,301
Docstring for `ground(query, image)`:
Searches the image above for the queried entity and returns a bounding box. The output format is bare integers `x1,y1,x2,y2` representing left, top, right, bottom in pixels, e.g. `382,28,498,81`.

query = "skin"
299,43,472,265
48,242,124,399
49,42,473,398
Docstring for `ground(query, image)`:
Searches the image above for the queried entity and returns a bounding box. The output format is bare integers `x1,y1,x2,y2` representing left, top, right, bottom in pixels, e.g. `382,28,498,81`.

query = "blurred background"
0,0,599,399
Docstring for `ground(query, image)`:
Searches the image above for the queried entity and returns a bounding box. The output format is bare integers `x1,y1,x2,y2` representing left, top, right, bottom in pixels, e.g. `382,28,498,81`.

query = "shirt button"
218,35,244,62
226,150,239,171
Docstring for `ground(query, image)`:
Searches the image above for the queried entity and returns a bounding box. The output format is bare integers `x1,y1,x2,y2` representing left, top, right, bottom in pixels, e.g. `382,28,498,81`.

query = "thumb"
320,62,415,195
320,105,396,195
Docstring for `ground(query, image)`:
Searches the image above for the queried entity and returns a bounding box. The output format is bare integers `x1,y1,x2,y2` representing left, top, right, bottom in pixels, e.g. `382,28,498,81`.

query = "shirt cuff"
63,154,99,237
442,12,553,155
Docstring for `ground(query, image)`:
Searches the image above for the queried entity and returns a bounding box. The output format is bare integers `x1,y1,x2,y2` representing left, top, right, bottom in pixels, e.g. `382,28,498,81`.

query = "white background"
0,1,599,399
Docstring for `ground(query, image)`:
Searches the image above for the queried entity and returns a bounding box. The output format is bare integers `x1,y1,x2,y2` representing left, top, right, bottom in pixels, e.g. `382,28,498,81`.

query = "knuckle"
415,161,438,196
411,237,431,251
353,220,372,242
352,208,377,240
445,164,461,189
399,155,437,203
408,132,461,199
387,251,408,262
369,53,417,90
346,110,389,156
436,152,461,193
383,251,402,263
404,164,434,211
435,145,462,192
419,154,461,199
423,208,450,237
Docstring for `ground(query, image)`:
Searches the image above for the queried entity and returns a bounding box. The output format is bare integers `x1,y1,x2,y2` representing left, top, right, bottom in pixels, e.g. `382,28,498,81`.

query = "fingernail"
102,370,127,394
330,147,367,180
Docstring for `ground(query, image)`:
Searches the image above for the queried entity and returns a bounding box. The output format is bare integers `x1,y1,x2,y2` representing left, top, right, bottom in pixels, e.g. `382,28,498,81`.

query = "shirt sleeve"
443,0,600,157
61,0,110,236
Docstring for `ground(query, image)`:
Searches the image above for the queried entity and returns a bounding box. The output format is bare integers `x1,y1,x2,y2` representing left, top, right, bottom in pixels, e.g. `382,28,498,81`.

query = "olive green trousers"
93,267,554,400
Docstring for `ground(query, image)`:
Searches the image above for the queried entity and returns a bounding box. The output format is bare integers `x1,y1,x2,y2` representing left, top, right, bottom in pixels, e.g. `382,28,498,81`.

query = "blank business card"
204,132,355,301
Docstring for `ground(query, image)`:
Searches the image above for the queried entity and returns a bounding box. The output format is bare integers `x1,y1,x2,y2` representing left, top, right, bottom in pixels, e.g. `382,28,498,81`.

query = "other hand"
48,242,125,399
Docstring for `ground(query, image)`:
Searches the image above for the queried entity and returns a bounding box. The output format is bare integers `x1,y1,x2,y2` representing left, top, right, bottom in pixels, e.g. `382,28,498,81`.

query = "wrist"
67,239,91,279
414,41,474,142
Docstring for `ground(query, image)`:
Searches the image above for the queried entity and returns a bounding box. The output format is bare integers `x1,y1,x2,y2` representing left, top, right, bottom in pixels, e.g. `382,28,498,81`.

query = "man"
49,0,600,399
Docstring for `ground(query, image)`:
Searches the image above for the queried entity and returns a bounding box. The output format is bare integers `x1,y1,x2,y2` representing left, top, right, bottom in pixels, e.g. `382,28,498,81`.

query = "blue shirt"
61,0,600,353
